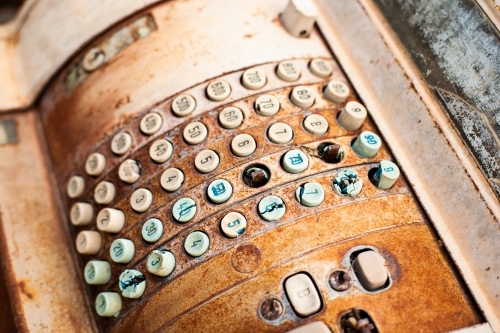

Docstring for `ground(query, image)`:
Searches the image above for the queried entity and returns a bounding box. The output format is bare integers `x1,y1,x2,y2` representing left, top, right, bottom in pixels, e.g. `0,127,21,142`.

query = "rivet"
260,298,283,321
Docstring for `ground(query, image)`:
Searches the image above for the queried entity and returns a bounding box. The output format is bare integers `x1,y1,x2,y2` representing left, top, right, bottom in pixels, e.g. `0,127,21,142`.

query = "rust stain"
115,95,131,109
231,243,263,273
17,280,35,300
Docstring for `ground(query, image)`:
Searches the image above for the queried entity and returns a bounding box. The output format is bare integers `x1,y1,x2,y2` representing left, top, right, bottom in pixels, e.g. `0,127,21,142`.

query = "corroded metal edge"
314,0,499,331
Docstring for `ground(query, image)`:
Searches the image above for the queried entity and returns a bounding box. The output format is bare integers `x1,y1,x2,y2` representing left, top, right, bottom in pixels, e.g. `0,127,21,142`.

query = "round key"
220,212,247,238
303,114,329,135
172,94,196,117
372,160,400,190
295,182,325,207
110,238,135,264
160,168,185,192
290,85,316,108
255,95,280,116
140,112,163,135
149,139,173,163
96,208,125,233
194,149,219,173
231,133,256,157
206,80,231,101
258,195,286,221
67,176,84,198
70,202,93,226
219,106,244,129
95,292,122,317
85,152,106,176
282,149,309,174
277,60,301,82
337,101,367,131
309,58,333,78
352,131,381,158
172,197,196,223
333,168,363,197
207,179,232,204
94,181,115,205
130,188,153,213
268,122,293,144
242,68,267,90
147,250,175,277
119,269,146,298
76,231,102,255
324,80,350,104
184,231,210,257
84,260,111,285
183,121,208,145
118,159,141,184
111,132,132,156
141,218,163,243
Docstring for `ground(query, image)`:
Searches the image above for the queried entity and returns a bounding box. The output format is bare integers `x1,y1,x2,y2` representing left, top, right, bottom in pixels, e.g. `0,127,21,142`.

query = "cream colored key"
303,114,328,135
76,231,102,255
95,292,122,317
231,133,256,157
84,260,111,285
352,131,381,158
352,250,388,291
70,202,93,226
194,149,219,173
111,132,132,155
277,60,301,82
172,94,196,117
147,250,175,277
94,181,115,205
119,269,146,298
242,68,267,90
286,322,332,333
172,197,197,223
324,80,350,104
130,188,153,213
184,231,210,257
160,168,185,192
219,106,244,129
295,182,325,207
110,238,135,264
96,208,125,233
220,212,247,238
141,218,163,243
118,159,141,184
285,273,321,317
85,152,106,176
149,139,173,163
372,160,400,190
206,80,231,101
183,121,208,145
290,85,316,108
140,112,163,135
67,175,85,198
268,122,294,144
309,59,333,78
255,95,280,116
337,101,367,131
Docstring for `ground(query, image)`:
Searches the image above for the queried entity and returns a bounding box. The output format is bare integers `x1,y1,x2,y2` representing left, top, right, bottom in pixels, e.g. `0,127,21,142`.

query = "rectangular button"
352,250,388,291
284,273,321,317
286,321,331,333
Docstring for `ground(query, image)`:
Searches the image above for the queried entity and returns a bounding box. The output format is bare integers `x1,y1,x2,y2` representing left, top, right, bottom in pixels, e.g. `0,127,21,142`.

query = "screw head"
329,270,352,291
260,297,283,321
82,47,106,72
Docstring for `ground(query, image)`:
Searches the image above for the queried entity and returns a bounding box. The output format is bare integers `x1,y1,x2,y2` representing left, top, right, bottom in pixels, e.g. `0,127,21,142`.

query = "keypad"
140,112,163,135
172,197,197,223
194,149,219,173
206,80,231,101
141,218,163,243
130,188,153,213
111,132,132,155
184,231,210,257
207,179,232,204
160,168,185,192
149,139,173,163
255,95,280,116
218,106,244,129
67,175,85,198
94,181,115,205
220,212,247,238
268,122,294,144
110,238,135,264
172,94,196,117
231,133,256,157
85,152,106,176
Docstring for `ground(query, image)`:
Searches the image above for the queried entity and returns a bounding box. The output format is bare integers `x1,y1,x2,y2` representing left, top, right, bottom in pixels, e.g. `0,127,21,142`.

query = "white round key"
206,80,231,101
119,269,146,298
95,292,122,317
268,122,294,144
303,114,329,135
255,95,280,116
220,212,247,238
338,101,367,131
309,58,333,78
94,181,115,205
219,106,244,129
258,195,286,221
110,238,135,264
184,231,210,257
282,149,309,174
85,153,106,176
96,208,125,233
147,250,175,277
140,112,163,135
277,60,301,82
373,160,400,190
194,149,219,173
352,131,381,158
207,179,232,204
149,139,173,163
67,176,85,198
160,168,185,192
290,86,316,108
84,260,111,285
183,121,208,145
172,197,197,223
141,218,163,243
231,133,256,157
70,202,93,226
324,80,350,104
76,231,102,255
118,159,141,184
111,132,132,156
242,68,267,90
172,94,196,117
295,182,325,207
130,188,153,213
333,168,363,197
